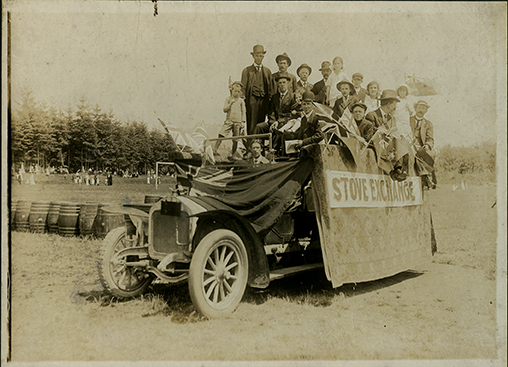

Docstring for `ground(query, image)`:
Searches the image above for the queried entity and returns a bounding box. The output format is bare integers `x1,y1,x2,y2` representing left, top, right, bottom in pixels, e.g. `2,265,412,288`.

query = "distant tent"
404,74,442,96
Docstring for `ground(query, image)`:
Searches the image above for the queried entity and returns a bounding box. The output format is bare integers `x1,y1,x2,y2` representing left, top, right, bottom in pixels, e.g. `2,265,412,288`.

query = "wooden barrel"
79,203,99,237
47,202,61,234
29,201,51,233
144,194,166,204
94,205,125,238
11,200,18,231
15,200,32,232
58,202,82,237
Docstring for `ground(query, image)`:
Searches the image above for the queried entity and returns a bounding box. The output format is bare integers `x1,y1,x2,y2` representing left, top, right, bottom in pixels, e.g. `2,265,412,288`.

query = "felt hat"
352,72,364,80
302,91,315,102
251,45,266,55
319,61,332,71
274,72,291,81
379,90,400,102
297,63,312,76
336,78,354,91
275,53,292,66
414,100,430,109
351,101,368,112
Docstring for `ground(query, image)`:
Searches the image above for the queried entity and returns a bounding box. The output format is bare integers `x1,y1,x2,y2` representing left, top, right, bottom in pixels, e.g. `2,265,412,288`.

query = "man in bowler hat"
241,45,277,136
311,61,332,105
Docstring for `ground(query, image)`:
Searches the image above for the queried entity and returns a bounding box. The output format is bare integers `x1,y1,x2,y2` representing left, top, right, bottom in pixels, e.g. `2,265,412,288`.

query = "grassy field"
7,175,501,361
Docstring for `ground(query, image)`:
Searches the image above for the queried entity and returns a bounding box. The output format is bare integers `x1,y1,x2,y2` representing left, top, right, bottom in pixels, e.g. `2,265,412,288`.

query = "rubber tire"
189,229,249,318
99,226,153,298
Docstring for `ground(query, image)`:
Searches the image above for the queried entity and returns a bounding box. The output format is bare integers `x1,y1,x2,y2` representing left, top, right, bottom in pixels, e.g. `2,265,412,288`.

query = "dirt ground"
6,182,504,363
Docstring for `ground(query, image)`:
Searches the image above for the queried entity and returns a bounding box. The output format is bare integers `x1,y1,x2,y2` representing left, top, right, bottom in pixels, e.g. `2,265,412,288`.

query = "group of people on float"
214,44,435,186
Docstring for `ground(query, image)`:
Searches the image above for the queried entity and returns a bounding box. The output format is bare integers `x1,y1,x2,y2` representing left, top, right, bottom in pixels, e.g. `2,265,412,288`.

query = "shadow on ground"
243,268,425,307
75,269,424,324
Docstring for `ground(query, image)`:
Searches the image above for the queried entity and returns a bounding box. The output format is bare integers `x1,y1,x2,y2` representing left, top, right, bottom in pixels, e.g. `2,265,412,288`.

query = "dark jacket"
352,87,368,102
365,108,396,130
286,110,326,147
241,65,276,101
355,118,375,141
311,79,328,104
332,96,359,120
269,91,300,128
410,116,434,149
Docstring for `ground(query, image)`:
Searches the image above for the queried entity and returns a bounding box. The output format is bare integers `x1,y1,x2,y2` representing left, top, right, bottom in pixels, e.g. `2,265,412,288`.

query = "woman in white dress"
364,81,380,113
326,56,348,107
393,85,414,138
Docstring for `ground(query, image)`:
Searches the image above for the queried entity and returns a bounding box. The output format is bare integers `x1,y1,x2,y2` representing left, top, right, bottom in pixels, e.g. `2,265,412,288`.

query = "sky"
5,1,507,147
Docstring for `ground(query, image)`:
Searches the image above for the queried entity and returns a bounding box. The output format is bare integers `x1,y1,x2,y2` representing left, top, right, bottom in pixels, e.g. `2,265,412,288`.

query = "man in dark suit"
272,53,298,92
296,63,313,91
254,73,299,154
241,45,277,136
365,89,400,131
351,72,368,102
311,61,332,105
285,91,326,150
410,100,436,188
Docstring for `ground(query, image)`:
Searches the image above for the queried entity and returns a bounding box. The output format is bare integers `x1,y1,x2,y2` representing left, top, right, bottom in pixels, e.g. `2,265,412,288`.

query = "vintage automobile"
99,141,434,318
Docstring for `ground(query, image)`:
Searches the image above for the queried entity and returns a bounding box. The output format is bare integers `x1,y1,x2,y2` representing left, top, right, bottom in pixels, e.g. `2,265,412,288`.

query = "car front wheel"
189,229,249,318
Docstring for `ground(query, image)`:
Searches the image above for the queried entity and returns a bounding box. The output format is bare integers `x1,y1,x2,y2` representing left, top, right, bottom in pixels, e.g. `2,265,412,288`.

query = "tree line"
10,90,181,174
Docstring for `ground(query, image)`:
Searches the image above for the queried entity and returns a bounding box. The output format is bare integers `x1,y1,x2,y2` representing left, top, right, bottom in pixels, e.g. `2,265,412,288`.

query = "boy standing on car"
214,81,246,157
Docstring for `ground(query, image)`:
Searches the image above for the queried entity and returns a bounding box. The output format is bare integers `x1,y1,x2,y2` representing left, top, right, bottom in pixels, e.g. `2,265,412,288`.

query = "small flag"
192,121,209,141
404,74,442,96
339,107,361,137
204,144,215,165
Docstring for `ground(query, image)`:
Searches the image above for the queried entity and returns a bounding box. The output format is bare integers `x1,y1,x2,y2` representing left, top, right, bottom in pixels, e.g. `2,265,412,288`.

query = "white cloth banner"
326,170,423,208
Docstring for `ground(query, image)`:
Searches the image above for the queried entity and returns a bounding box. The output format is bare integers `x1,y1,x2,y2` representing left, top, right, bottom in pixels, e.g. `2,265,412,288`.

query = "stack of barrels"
11,200,128,238
10,195,166,238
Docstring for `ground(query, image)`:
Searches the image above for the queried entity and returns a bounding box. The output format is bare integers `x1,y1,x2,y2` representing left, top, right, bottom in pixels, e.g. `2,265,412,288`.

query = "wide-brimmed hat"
302,91,315,102
414,100,430,109
336,78,354,92
297,63,312,76
275,53,292,66
379,90,400,102
352,72,364,80
351,101,368,112
319,61,332,71
251,45,266,55
274,72,291,81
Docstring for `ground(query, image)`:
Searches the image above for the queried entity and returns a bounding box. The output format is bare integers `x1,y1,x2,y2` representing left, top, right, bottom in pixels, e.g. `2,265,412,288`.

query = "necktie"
256,66,261,72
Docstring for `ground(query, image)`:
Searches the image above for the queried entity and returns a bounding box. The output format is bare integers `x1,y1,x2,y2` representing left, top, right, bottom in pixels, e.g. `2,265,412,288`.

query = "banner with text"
326,170,423,208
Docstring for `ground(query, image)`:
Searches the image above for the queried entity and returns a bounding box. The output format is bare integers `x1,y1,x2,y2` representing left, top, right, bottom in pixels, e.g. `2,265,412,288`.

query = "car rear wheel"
189,229,249,318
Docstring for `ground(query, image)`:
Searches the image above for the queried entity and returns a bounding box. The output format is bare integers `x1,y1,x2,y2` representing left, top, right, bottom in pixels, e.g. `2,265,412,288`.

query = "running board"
269,263,324,281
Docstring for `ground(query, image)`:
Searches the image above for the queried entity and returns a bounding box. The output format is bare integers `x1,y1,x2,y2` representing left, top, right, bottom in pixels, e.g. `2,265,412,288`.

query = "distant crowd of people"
213,44,436,187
